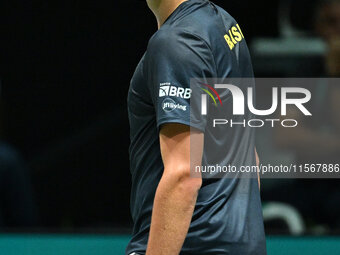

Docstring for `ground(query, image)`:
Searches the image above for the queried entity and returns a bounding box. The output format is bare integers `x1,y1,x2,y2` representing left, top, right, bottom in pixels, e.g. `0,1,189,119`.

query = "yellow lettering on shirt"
232,26,242,42
236,24,244,38
224,24,245,51
224,34,234,50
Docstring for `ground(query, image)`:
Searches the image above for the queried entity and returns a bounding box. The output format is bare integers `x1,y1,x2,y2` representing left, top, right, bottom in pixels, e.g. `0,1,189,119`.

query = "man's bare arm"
146,124,203,255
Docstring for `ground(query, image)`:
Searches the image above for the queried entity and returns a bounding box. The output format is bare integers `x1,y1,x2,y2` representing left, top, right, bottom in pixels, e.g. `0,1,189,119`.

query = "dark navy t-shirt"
127,0,266,254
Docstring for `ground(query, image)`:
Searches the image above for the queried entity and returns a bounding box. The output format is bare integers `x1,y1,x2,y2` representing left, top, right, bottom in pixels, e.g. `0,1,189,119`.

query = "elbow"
179,173,202,195
164,165,202,195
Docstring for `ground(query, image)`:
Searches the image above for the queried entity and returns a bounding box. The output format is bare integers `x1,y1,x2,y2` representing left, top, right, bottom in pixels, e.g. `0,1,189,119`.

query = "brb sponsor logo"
200,84,312,128
162,98,187,112
159,82,192,99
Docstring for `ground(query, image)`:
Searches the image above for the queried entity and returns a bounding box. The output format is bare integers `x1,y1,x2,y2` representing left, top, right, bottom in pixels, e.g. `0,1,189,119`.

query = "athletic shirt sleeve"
146,28,216,132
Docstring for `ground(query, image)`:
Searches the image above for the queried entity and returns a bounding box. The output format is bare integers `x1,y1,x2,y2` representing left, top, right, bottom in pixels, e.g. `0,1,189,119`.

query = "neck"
147,0,188,29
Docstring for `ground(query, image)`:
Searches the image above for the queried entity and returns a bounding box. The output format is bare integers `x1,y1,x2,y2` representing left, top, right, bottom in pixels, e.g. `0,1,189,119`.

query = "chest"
128,55,154,117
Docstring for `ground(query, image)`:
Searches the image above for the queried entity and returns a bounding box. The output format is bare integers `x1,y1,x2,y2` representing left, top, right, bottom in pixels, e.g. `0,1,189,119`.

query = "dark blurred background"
0,0,339,236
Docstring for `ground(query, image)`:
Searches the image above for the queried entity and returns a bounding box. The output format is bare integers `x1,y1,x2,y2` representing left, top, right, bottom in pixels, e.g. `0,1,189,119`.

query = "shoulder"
146,4,237,56
149,27,208,48
146,27,213,63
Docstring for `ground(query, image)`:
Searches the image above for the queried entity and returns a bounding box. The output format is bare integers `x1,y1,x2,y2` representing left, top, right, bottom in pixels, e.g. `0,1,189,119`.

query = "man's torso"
127,1,266,254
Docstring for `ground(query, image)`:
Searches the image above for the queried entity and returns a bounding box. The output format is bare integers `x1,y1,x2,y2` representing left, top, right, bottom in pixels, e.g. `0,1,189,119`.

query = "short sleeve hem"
157,118,206,133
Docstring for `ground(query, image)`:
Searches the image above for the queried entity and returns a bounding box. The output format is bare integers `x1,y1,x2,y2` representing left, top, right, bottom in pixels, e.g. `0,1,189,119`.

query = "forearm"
146,171,200,255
